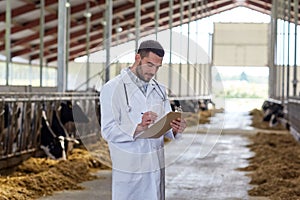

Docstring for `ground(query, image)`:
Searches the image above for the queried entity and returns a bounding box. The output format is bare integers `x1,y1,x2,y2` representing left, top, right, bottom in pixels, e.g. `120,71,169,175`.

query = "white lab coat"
100,68,175,200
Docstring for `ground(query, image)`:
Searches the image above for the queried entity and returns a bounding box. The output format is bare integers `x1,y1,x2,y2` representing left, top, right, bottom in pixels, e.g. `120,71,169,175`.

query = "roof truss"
0,0,295,64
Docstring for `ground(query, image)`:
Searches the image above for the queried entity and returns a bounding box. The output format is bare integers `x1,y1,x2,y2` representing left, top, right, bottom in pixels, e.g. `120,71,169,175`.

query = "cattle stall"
288,97,300,140
0,92,100,173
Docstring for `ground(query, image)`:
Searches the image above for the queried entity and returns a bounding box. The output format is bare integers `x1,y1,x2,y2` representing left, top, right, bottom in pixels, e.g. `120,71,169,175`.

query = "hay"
0,148,111,200
183,108,224,127
83,136,112,169
249,108,286,130
238,132,300,200
0,108,217,199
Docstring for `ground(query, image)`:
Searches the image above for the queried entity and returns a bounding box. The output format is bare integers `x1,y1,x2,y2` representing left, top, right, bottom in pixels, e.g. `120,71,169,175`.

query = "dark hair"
137,40,165,58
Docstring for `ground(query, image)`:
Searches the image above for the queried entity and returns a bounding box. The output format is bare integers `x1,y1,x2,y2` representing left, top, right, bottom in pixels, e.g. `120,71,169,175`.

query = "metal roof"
0,0,280,65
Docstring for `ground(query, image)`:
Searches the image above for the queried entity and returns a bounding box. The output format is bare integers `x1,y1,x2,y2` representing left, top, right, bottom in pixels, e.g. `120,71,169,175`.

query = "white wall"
213,23,268,66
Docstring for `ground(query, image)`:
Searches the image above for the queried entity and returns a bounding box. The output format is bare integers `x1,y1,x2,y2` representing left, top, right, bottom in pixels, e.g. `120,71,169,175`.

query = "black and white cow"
170,100,181,112
170,99,215,113
262,100,284,127
198,99,215,111
59,101,89,134
40,101,89,160
0,103,22,155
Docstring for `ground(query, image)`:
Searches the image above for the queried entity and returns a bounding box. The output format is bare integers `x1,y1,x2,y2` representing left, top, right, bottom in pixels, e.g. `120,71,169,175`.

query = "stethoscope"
123,79,166,112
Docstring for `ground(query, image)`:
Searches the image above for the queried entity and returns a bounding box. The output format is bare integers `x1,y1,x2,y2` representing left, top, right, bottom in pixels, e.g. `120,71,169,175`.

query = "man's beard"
136,61,149,82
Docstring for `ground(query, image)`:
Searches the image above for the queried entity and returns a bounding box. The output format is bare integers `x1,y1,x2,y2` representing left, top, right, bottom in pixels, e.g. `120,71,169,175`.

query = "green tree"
240,71,248,81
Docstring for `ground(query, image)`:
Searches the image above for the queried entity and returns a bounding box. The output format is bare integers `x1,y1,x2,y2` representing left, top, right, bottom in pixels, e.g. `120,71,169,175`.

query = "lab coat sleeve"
100,83,136,143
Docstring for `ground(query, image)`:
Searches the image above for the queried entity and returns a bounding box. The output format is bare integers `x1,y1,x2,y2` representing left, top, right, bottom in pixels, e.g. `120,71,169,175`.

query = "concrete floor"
165,133,254,200
40,111,269,200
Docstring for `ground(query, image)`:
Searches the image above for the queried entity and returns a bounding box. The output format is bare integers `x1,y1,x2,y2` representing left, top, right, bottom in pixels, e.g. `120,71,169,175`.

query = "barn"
0,0,300,199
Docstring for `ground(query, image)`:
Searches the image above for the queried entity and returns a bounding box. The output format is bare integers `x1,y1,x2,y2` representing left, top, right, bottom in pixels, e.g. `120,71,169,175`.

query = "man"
100,40,186,200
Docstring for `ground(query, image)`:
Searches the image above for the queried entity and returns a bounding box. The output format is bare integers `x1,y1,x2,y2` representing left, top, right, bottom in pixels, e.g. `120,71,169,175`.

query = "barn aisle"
165,133,253,199
164,110,267,200
40,111,268,200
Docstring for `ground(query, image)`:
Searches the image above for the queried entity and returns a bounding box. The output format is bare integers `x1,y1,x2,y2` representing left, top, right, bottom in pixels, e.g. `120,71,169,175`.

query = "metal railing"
0,92,100,171
288,97,300,140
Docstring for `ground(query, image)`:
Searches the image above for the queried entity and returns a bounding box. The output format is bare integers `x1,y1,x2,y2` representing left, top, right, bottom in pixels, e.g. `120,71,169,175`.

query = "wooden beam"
10,0,238,61
46,1,237,63
0,0,57,21
0,1,103,39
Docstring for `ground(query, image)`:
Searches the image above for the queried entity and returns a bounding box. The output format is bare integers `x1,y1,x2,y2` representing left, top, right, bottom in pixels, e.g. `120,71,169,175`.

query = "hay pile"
84,136,112,169
184,108,224,127
239,132,300,200
249,108,286,130
0,148,111,200
0,108,218,199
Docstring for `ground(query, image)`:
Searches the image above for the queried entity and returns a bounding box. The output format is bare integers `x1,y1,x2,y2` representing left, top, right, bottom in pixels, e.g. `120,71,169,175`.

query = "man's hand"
170,118,187,135
140,111,158,126
135,111,158,134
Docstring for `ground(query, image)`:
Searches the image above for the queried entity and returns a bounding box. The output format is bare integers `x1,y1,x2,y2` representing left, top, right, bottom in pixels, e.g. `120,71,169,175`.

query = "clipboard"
136,111,189,139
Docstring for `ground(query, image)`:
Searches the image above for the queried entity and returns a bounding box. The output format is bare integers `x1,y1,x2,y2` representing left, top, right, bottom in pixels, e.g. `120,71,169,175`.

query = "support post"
57,0,67,92
86,2,91,89
293,0,299,95
135,0,141,52
187,1,192,95
105,0,112,83
270,0,278,98
168,0,173,94
281,0,286,103
155,0,159,40
286,0,291,99
5,0,11,86
39,0,45,87
66,0,71,90
179,0,183,96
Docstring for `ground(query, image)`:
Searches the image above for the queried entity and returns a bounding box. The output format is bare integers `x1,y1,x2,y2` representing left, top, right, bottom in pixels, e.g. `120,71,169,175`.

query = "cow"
40,101,89,160
170,100,182,112
0,102,22,155
59,101,89,135
198,99,215,111
0,98,91,161
170,99,215,113
0,98,91,160
261,100,284,127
